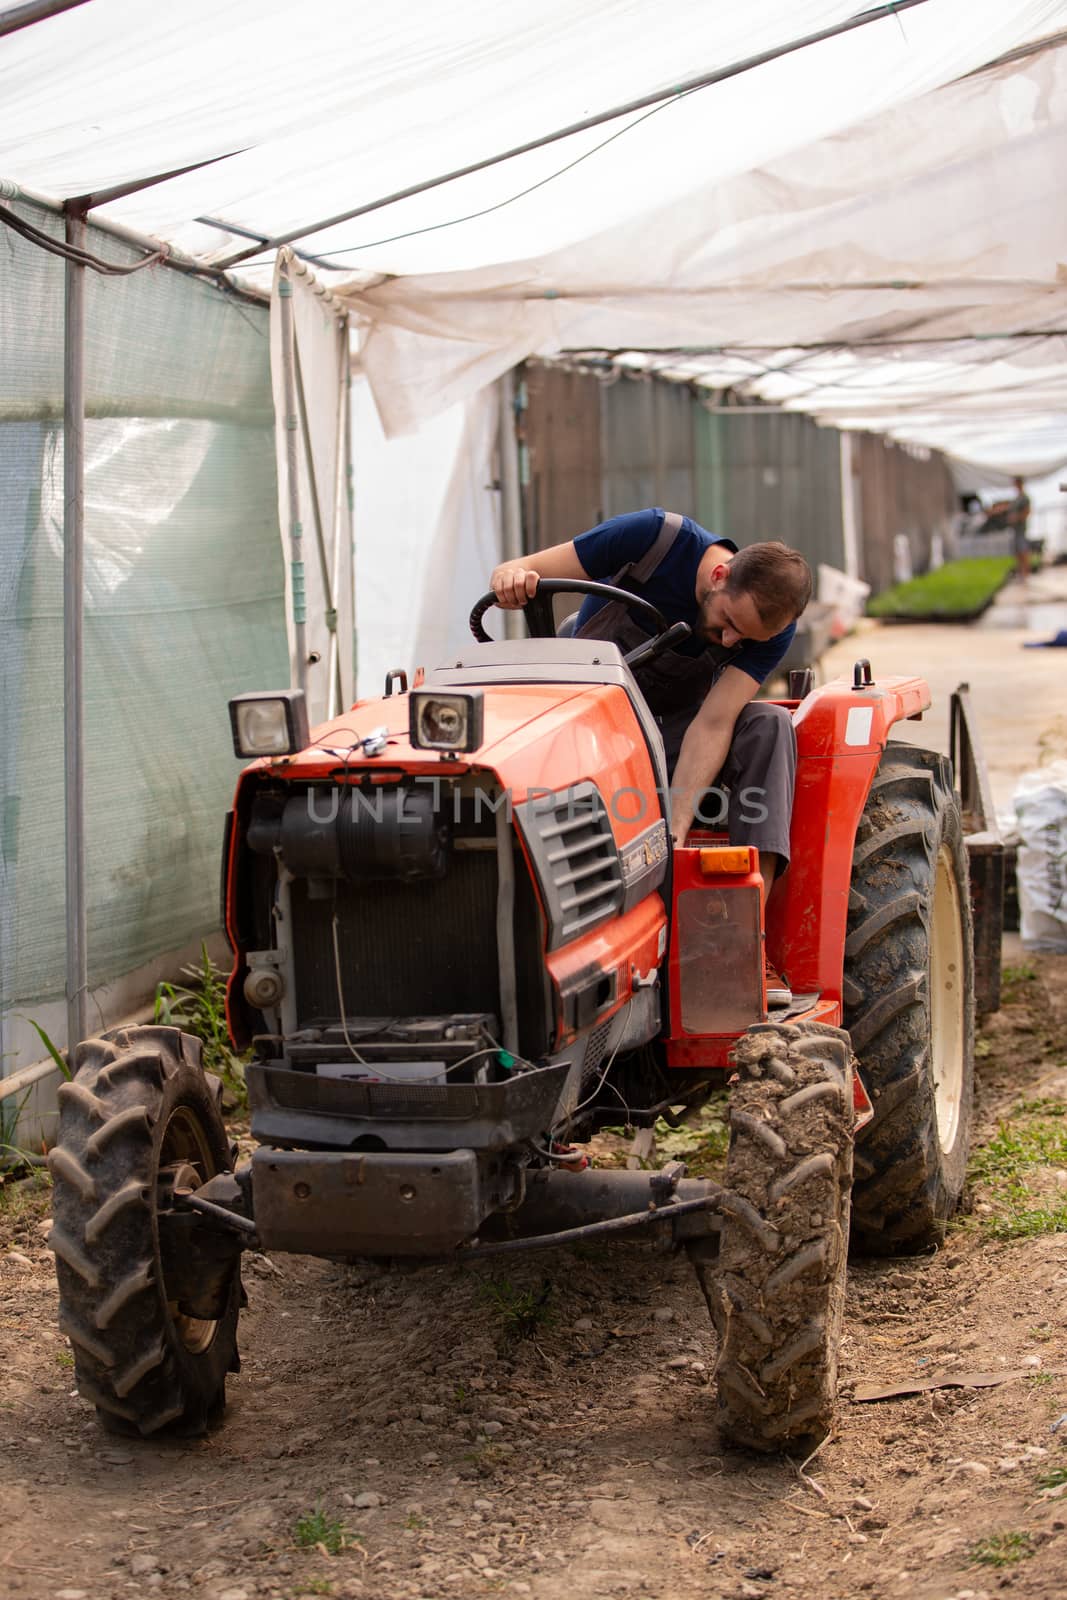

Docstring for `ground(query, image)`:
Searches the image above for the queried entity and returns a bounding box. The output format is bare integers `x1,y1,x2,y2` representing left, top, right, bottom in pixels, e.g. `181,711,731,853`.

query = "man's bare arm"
490,540,590,608
668,665,761,846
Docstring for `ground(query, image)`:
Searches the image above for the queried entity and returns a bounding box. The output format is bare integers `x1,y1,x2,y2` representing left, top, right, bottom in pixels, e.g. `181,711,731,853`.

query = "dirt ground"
3,949,1067,1600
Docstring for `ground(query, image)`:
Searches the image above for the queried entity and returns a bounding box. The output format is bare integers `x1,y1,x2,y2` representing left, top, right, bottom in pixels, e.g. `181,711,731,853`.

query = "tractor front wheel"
688,1020,854,1452
844,744,975,1253
49,1025,241,1436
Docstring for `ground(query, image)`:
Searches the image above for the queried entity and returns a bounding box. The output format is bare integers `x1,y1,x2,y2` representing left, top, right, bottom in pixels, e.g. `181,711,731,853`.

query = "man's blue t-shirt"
572,508,795,684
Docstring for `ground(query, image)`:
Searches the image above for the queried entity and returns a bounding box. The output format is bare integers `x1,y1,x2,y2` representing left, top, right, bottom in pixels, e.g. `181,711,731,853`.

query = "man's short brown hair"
725,541,813,632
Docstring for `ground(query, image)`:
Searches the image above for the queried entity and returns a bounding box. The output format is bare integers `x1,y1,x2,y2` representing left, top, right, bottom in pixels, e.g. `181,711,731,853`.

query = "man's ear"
709,562,731,587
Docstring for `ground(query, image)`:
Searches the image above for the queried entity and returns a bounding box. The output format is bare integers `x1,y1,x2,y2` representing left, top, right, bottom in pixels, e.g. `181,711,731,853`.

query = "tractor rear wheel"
844,743,975,1253
49,1025,240,1436
689,1020,854,1452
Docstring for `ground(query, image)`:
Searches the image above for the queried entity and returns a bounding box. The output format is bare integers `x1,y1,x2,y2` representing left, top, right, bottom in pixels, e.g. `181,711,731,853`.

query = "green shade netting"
0,200,287,1010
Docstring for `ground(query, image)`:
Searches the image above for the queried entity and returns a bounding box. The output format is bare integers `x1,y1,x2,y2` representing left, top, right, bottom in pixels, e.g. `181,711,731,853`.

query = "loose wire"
0,201,166,275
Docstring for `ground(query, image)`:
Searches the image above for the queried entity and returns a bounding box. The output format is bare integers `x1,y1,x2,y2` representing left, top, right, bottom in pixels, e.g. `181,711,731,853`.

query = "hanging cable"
0,201,166,275
306,87,706,261
212,0,933,270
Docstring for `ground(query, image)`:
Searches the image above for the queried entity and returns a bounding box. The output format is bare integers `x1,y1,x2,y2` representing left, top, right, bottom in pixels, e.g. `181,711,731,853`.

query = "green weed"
22,1019,71,1080
1003,961,1038,986
480,1277,553,1343
292,1506,349,1556
154,943,249,1108
296,1581,334,1596
1037,1465,1067,1490
968,1531,1034,1568
1,1022,69,1171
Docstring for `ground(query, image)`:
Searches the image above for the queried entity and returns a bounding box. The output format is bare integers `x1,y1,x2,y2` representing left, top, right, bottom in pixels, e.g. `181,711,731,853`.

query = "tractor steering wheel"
468,579,691,670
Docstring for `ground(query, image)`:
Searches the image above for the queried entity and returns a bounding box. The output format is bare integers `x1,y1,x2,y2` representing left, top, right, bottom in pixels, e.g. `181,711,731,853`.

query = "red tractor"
49,580,995,1450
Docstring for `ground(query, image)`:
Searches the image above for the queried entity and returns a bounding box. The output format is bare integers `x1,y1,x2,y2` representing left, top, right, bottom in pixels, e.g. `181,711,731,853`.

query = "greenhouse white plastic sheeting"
2,0,1067,467
268,251,354,725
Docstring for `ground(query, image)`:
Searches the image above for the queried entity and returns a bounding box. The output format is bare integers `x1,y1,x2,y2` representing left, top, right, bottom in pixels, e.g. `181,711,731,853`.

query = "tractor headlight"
409,689,484,753
229,691,310,759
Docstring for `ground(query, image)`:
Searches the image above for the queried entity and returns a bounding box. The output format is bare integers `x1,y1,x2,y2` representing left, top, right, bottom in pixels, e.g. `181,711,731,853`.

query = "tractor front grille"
518,784,623,949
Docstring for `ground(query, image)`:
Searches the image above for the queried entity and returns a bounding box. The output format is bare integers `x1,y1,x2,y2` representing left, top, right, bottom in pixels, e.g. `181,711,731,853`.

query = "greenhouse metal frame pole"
498,369,524,642
326,317,350,718
277,259,308,697
0,0,91,38
343,347,356,698
63,209,88,1051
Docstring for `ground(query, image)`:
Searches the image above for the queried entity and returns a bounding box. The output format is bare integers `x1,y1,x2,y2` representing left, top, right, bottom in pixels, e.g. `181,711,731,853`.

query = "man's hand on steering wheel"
490,561,541,609
471,577,692,668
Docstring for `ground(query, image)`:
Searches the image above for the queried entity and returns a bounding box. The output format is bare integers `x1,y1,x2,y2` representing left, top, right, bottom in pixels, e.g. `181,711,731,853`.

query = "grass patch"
967,1101,1067,1240
984,1204,1067,1240
154,942,249,1109
867,556,1014,620
293,1506,349,1556
1002,961,1040,1003
970,1117,1067,1186
969,1531,1034,1568
1038,1465,1067,1490
0,1171,51,1229
480,1276,553,1344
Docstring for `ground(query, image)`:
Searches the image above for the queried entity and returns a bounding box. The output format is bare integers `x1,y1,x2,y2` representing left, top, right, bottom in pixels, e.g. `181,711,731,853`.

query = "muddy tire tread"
49,1025,239,1436
691,1021,854,1452
844,744,975,1254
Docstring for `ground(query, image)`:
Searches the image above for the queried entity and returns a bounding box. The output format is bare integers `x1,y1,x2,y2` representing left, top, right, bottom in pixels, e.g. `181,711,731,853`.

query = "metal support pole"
63,210,88,1051
344,350,357,697
0,0,91,38
326,317,350,717
839,431,860,580
494,799,520,1054
498,369,524,642
276,261,308,696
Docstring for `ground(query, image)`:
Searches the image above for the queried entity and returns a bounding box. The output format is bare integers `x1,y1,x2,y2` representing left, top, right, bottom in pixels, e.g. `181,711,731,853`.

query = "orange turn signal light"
698,846,756,876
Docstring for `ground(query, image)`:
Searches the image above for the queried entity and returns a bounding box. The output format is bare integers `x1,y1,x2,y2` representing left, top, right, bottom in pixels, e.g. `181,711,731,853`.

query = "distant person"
1006,476,1032,581
981,476,1032,580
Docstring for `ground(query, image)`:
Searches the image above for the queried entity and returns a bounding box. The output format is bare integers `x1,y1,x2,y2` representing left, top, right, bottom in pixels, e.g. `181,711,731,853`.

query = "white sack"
1014,761,1067,952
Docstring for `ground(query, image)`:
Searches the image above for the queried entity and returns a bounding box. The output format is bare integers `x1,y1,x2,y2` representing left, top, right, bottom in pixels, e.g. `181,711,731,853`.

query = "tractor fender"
765,674,930,1007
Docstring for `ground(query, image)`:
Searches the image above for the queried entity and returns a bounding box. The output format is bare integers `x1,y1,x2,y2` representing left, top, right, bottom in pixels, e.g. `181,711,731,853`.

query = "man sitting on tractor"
490,507,812,1007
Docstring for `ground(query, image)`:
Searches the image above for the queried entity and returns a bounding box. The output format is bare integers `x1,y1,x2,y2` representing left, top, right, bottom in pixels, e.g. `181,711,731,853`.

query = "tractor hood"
238,680,659,841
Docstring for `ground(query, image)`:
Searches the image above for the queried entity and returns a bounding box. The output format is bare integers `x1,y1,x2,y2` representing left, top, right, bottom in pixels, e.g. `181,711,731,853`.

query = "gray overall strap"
613,510,684,588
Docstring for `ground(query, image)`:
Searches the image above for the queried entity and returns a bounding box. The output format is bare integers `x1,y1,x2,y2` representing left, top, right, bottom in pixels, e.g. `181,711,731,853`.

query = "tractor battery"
668,843,766,1041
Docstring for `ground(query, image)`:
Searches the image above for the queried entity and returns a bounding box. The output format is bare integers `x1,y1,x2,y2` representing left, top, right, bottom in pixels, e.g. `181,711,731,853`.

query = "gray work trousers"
664,701,796,865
